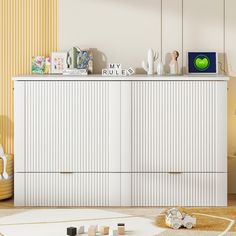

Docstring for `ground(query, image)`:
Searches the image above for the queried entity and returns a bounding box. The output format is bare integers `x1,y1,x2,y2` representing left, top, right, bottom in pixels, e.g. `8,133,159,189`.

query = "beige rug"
0,209,165,236
0,208,236,235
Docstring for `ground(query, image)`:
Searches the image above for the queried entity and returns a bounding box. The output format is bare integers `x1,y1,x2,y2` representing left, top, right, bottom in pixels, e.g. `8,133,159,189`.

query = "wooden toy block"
67,227,77,236
100,226,109,235
78,226,85,234
109,229,118,236
88,225,97,236
117,223,125,235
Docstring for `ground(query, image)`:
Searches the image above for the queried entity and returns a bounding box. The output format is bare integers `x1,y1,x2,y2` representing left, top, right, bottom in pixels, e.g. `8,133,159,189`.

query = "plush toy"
0,144,8,180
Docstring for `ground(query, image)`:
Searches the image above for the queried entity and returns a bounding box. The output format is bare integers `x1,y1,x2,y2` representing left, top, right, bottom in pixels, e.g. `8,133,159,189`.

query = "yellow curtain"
0,0,58,154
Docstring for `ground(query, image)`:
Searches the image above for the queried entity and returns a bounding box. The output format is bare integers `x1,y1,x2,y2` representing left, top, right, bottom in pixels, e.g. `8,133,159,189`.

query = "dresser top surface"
12,74,229,81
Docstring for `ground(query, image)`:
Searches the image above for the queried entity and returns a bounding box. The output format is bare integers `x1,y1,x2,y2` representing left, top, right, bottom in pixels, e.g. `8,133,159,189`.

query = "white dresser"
14,75,228,206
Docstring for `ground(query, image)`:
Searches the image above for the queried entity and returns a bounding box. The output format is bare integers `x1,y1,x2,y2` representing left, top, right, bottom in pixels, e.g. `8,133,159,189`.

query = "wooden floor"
1,195,236,209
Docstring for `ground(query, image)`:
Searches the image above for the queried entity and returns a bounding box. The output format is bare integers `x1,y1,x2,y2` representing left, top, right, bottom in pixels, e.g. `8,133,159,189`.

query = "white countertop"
12,74,229,81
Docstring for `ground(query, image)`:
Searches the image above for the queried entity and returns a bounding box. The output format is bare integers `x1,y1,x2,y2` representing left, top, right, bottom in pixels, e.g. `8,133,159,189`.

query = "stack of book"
63,68,88,75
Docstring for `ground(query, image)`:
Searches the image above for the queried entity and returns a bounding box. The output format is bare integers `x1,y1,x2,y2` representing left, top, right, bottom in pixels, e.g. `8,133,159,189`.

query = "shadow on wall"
0,116,14,153
89,48,107,74
225,54,236,77
164,53,172,74
135,68,146,74
218,53,227,74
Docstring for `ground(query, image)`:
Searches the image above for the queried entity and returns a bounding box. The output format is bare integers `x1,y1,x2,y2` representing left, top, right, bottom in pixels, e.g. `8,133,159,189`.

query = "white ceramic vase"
157,61,164,75
142,48,157,75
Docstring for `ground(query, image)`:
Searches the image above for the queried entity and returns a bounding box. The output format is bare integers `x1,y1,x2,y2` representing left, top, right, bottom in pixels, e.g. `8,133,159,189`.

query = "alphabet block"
100,226,109,235
102,69,108,76
121,69,127,76
127,67,135,76
109,63,122,69
108,69,120,76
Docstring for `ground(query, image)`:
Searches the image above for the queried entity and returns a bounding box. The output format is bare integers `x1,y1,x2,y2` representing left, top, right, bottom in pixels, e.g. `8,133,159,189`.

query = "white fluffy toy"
0,144,9,180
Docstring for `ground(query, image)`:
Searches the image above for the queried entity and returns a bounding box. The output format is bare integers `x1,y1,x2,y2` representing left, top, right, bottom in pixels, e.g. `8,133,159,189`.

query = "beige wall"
226,0,236,193
60,0,162,74
226,0,236,155
60,0,236,192
59,0,226,74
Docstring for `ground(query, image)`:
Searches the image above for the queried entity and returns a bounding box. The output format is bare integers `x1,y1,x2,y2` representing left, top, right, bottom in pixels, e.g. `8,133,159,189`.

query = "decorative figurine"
157,58,164,75
100,226,110,235
117,223,125,235
142,48,157,75
165,208,196,230
67,227,77,236
67,46,81,69
169,50,180,75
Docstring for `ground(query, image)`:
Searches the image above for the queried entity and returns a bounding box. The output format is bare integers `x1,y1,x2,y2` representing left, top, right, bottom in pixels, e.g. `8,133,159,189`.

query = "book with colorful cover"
32,56,45,74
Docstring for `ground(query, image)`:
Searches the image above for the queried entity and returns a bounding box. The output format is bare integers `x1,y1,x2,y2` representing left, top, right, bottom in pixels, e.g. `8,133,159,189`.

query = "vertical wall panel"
0,0,58,154
226,0,236,76
162,0,183,73
59,0,162,73
183,0,225,74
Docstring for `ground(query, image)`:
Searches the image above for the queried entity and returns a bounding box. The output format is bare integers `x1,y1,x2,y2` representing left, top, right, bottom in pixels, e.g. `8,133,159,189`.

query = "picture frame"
187,52,218,74
32,56,45,74
51,52,68,74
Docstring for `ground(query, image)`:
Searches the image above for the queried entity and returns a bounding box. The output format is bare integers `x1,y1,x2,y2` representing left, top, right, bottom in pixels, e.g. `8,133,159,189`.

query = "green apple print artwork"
194,55,210,71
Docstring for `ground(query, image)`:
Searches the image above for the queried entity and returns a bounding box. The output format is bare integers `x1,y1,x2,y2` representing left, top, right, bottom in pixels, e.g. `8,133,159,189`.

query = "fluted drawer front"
131,81,227,172
24,173,110,206
132,173,227,206
24,81,110,172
